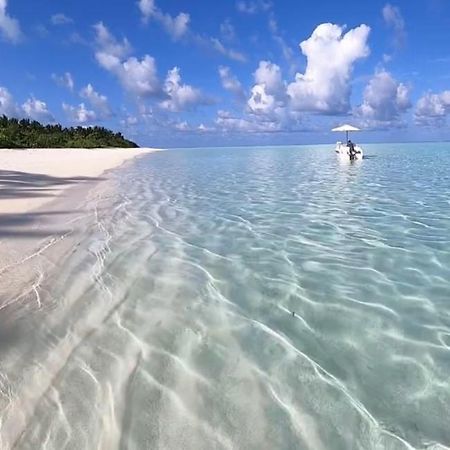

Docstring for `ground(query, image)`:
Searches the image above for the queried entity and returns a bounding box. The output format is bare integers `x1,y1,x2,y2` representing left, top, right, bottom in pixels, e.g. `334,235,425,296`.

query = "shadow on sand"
0,170,103,239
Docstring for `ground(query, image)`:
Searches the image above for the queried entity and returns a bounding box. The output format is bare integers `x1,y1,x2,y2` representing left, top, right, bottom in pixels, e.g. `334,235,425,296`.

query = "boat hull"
335,142,363,160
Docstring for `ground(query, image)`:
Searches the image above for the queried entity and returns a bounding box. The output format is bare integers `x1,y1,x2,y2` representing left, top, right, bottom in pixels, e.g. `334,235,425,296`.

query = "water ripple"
2,144,450,449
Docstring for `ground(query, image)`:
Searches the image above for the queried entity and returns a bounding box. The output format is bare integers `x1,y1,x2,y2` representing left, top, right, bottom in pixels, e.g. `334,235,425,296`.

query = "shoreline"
0,154,150,448
0,147,160,315
0,147,162,214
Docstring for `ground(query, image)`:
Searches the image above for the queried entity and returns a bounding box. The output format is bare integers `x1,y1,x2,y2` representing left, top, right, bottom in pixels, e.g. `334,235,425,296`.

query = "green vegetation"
0,116,138,149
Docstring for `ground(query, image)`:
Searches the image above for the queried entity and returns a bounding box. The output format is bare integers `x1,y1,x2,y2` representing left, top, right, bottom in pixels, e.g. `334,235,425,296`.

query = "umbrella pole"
346,130,348,142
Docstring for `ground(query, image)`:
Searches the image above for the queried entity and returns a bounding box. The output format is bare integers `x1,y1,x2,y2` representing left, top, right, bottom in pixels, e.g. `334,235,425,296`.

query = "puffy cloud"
158,12,190,40
355,70,411,126
382,4,406,48
0,87,54,122
0,86,20,116
287,23,370,114
137,0,189,40
51,13,73,26
0,0,22,43
218,66,245,100
415,91,450,126
247,84,277,115
22,97,54,122
94,23,160,98
138,0,155,21
118,56,160,97
160,67,208,112
94,22,132,66
254,60,284,96
236,0,272,14
247,61,288,122
80,84,112,118
217,60,302,134
52,72,75,92
63,102,97,124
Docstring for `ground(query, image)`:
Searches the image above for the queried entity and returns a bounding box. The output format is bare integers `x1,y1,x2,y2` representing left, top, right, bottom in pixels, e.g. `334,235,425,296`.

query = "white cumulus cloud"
0,86,20,116
159,12,190,41
137,0,190,40
94,22,132,66
118,56,160,97
219,66,245,100
160,67,207,112
80,84,112,119
415,91,450,126
0,0,22,43
63,102,97,124
246,61,287,119
217,60,303,134
52,72,75,92
1,87,54,122
22,97,54,122
287,23,370,114
355,70,411,127
94,23,160,98
254,60,284,96
138,0,155,21
247,84,277,115
246,61,291,128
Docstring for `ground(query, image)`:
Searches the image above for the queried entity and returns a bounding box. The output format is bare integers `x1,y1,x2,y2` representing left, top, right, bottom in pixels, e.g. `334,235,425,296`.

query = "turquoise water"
1,143,450,449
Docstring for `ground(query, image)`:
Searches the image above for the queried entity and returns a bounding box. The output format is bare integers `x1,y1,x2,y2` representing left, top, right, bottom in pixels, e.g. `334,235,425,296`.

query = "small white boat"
335,141,364,160
332,124,364,161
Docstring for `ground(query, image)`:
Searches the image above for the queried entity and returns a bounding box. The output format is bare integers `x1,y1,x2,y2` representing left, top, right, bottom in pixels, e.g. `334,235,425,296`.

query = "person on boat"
347,140,356,160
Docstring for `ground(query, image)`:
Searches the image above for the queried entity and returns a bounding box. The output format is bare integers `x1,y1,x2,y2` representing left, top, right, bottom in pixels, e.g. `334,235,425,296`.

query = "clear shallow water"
1,143,450,449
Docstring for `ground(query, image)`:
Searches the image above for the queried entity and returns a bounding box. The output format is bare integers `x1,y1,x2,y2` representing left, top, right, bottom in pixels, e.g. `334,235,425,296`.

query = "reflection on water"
1,144,450,449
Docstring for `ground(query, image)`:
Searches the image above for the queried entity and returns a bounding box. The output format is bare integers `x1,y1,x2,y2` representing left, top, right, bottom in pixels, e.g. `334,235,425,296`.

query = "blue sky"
1,0,450,147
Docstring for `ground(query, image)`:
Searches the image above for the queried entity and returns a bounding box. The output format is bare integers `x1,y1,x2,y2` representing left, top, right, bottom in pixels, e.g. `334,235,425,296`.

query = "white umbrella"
332,124,360,142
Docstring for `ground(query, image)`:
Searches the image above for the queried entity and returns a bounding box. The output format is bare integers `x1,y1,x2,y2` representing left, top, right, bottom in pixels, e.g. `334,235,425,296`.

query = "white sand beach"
0,148,160,214
0,147,161,312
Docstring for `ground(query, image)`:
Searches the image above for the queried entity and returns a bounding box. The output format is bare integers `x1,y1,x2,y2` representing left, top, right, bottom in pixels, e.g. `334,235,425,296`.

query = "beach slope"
0,148,160,214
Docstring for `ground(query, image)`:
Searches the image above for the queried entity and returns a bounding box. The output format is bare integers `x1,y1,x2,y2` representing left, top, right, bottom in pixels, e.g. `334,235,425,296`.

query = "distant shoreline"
0,117,139,149
0,147,162,317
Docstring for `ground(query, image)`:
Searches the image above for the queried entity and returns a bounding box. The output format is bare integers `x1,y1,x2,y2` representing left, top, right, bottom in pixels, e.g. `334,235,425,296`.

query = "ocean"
1,143,450,449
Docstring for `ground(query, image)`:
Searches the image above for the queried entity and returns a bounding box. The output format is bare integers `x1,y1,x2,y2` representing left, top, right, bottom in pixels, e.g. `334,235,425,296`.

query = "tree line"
0,116,138,149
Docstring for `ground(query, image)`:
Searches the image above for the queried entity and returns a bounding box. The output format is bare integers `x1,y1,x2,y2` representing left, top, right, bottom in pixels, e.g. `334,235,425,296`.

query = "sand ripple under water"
1,144,450,449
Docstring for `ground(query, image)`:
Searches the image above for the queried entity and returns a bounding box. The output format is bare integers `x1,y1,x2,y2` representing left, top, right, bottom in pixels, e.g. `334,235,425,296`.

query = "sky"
1,0,450,147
